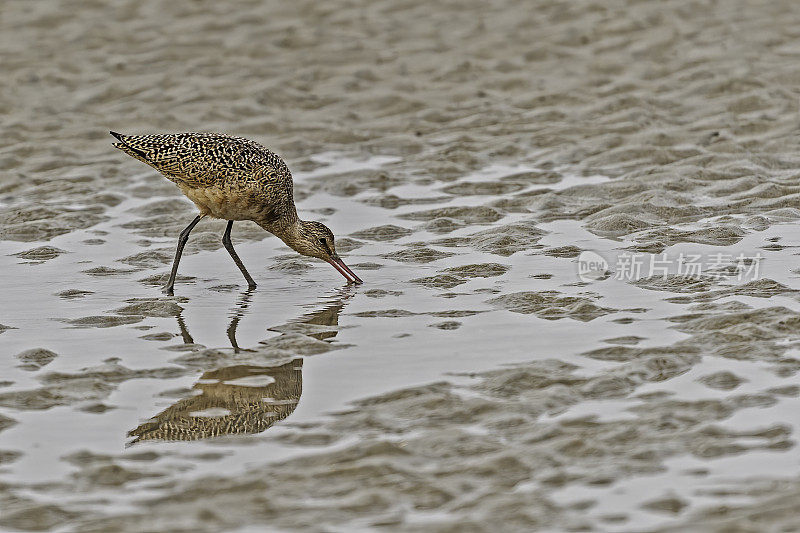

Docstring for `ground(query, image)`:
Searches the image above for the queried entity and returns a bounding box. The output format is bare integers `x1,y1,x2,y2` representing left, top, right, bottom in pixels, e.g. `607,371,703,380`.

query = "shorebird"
110,131,362,294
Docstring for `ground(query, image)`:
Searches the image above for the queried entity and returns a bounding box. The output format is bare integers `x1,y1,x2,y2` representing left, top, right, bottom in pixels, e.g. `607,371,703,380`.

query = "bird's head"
289,221,362,284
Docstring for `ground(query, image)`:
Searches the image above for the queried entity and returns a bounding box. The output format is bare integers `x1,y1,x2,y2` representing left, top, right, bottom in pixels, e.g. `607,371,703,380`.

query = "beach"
2,0,800,530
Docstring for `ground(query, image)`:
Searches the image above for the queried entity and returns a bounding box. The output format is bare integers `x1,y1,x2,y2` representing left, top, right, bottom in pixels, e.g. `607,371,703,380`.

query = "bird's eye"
318,237,333,254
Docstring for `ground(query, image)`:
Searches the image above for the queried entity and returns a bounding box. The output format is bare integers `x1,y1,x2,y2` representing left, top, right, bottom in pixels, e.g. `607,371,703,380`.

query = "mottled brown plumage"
111,131,362,293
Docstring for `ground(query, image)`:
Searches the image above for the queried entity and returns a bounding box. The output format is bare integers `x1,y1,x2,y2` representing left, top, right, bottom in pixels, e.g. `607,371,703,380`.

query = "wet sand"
2,0,800,531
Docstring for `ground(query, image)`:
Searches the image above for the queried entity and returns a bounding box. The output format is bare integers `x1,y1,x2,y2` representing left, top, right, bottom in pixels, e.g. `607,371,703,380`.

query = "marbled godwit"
110,131,362,294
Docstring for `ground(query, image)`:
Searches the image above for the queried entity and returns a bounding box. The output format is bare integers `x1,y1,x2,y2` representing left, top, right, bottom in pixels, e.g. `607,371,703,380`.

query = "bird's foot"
232,347,258,354
162,286,175,296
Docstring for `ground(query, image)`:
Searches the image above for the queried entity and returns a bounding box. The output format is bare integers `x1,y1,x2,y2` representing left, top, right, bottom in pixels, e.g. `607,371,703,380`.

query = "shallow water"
2,152,799,531
5,0,800,530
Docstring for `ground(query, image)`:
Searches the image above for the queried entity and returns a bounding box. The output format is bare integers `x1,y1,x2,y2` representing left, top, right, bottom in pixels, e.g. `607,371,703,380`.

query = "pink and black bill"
326,256,363,284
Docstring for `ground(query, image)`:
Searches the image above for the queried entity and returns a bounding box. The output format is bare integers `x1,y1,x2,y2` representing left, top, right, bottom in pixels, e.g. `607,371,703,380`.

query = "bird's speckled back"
112,132,297,226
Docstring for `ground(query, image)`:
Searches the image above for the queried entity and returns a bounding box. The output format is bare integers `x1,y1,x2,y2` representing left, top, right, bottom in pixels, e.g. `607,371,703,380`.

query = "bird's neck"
259,216,304,249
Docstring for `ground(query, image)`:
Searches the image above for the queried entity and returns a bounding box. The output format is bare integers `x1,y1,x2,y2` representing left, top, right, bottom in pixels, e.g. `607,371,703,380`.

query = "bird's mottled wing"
112,132,289,190
112,132,195,183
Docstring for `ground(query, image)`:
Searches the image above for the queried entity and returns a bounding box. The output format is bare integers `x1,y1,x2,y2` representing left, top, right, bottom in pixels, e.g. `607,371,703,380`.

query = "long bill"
326,256,363,284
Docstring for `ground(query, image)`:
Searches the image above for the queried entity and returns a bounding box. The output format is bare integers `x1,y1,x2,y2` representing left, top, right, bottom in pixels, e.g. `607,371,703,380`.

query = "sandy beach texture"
2,0,800,531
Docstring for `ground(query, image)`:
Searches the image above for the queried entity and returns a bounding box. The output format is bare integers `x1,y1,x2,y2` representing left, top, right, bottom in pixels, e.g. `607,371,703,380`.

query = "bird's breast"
180,184,267,221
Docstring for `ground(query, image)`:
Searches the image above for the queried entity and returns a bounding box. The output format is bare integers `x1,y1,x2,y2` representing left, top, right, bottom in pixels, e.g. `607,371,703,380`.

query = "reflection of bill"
128,289,352,443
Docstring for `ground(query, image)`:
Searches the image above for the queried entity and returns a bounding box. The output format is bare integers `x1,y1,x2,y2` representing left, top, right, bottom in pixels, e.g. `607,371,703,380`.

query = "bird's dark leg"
164,214,203,295
222,220,257,289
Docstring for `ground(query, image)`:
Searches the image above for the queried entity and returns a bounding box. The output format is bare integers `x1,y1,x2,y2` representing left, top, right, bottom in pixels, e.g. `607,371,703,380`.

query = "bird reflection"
127,360,302,443
228,288,255,352
128,288,352,443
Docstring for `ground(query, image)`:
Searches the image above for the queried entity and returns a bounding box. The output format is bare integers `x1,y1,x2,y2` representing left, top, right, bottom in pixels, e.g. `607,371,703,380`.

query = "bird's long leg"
164,214,203,295
222,220,257,289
